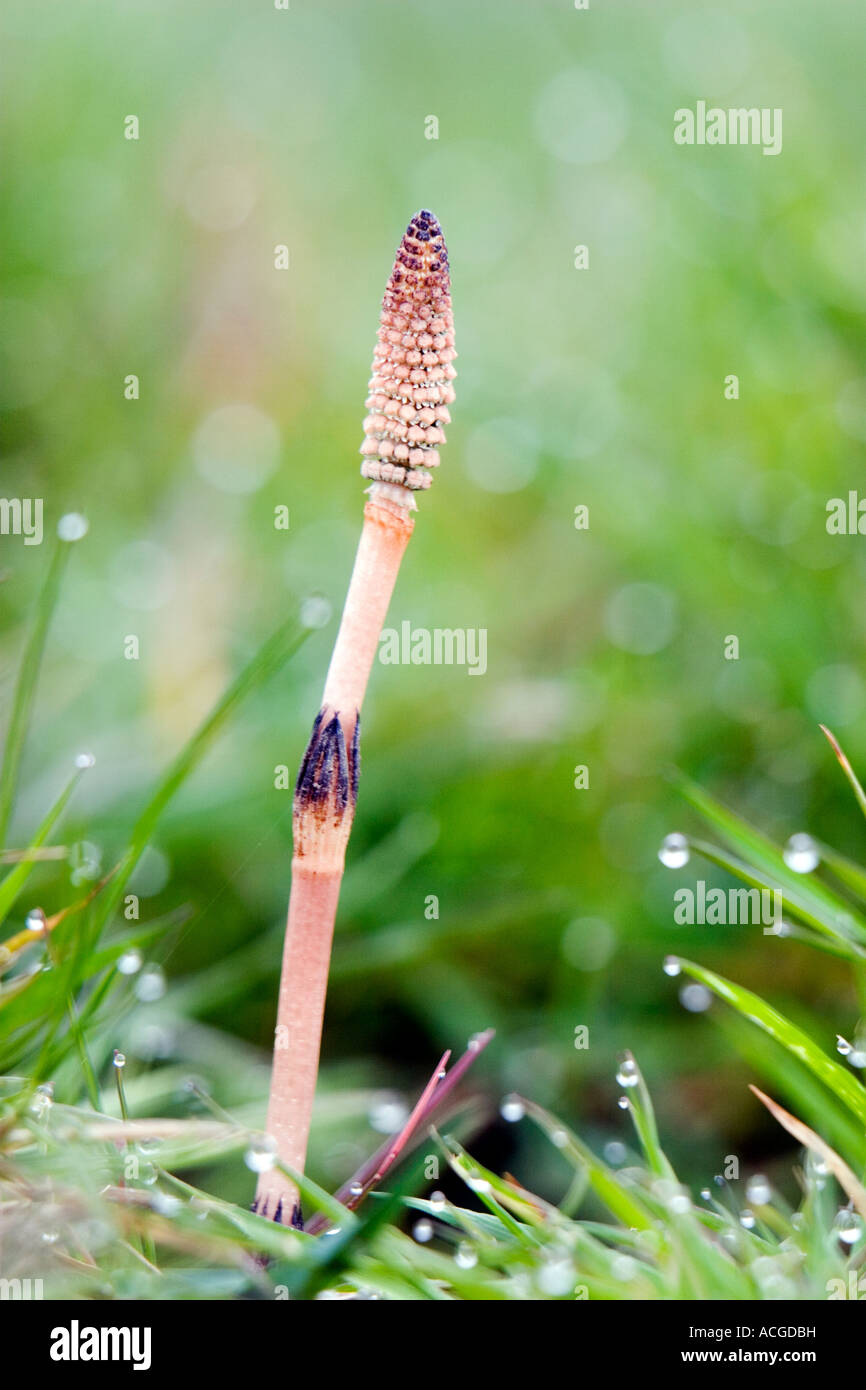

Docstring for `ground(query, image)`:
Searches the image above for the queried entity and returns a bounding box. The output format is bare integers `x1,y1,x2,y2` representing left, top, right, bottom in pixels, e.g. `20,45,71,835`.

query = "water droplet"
467,1033,484,1052
700,1188,711,1201
113,1050,126,1069
850,1049,866,1069
153,1193,181,1217
30,1082,53,1118
611,1254,637,1282
244,1134,278,1173
349,1182,363,1198
679,983,712,1013
300,595,331,630
454,1242,478,1270
500,1094,525,1123
57,512,89,542
740,1209,756,1229
603,1140,627,1166
412,1219,434,1243
41,1230,59,1244
26,908,46,932
467,1176,491,1195
537,1256,576,1295
368,1094,409,1134
746,1174,771,1206
135,966,166,1003
429,1190,446,1212
139,1162,158,1187
783,833,819,874
550,1128,568,1148
617,1096,630,1110
663,955,681,976
834,1208,864,1246
658,832,690,869
117,949,143,976
74,752,95,769
616,1055,640,1088
69,840,101,886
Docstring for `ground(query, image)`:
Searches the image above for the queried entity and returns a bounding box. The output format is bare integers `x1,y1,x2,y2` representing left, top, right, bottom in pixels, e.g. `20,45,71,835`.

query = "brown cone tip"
360,209,456,494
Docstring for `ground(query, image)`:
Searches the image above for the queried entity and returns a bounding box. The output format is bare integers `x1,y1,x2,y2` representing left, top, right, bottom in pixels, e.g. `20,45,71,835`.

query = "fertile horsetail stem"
255,210,455,1224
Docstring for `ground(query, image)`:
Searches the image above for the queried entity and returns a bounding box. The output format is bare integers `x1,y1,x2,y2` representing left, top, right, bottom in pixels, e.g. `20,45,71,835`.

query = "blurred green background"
2,0,865,1206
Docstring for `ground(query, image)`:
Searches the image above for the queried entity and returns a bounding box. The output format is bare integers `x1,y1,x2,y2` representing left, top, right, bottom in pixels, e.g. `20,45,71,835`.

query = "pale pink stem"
322,501,414,726
256,867,342,1224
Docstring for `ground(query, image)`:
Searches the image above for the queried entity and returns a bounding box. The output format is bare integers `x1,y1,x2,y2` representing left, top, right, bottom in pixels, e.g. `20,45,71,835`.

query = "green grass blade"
521,1097,655,1230
0,762,86,928
820,725,866,821
0,541,70,845
674,957,866,1126
92,614,307,933
679,774,866,943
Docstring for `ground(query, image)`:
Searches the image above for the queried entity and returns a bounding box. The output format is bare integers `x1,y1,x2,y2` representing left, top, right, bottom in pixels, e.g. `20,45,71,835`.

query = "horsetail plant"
255,211,457,1226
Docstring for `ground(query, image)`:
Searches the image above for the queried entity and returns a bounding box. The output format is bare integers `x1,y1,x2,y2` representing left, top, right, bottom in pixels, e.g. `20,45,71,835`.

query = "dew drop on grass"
429,1190,446,1211
368,1095,409,1134
117,949,143,976
834,1209,864,1245
850,1049,866,1068
700,1188,712,1201
74,752,95,769
244,1134,278,1173
611,1254,638,1282
603,1141,626,1166
740,1209,756,1229
663,956,681,976
679,983,711,1013
30,1083,53,1118
135,966,166,1002
454,1242,478,1270
153,1193,181,1218
550,1128,568,1148
500,1094,524,1122
57,512,89,542
658,833,690,868
617,1096,630,1110
300,595,331,630
412,1219,434,1243
26,908,46,932
113,1051,126,1068
783,833,819,873
746,1174,771,1206
537,1257,576,1296
616,1056,639,1087
349,1182,363,1198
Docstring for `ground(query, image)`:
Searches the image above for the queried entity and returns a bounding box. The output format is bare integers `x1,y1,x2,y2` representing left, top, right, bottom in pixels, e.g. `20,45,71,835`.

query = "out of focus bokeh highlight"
2,0,865,1203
